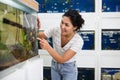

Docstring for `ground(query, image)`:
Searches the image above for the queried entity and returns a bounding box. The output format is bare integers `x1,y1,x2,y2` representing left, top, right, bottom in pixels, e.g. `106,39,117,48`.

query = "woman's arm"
47,47,76,64
40,38,76,64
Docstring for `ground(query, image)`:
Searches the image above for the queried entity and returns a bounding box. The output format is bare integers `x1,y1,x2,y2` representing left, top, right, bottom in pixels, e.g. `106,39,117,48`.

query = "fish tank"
101,68,120,80
43,67,95,80
79,30,95,50
102,29,120,50
78,68,95,80
43,67,51,80
0,2,38,71
102,0,120,12
36,0,95,13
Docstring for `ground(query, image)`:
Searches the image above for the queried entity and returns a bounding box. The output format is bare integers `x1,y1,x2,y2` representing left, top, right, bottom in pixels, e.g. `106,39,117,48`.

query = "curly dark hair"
63,9,84,32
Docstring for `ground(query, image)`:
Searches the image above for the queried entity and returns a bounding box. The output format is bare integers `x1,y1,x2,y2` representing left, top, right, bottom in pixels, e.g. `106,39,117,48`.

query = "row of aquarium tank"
36,0,120,13
43,67,120,80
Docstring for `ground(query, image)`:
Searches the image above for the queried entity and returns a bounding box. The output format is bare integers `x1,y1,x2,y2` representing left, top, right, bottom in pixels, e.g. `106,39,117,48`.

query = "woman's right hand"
39,38,51,50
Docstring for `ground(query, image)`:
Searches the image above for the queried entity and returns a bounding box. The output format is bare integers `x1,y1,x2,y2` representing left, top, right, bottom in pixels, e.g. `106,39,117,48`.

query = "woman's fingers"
37,17,40,29
37,37,50,50
37,37,41,41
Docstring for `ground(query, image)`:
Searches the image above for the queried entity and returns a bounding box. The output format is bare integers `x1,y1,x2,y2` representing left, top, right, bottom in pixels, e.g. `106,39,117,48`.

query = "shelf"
0,0,38,13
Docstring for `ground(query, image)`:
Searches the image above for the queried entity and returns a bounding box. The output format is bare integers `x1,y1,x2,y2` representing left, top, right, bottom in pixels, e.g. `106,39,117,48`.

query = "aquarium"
78,68,95,80
79,30,95,50
102,29,120,50
70,0,95,12
44,67,51,80
36,0,95,13
101,68,120,80
43,67,95,80
0,2,38,71
102,0,120,12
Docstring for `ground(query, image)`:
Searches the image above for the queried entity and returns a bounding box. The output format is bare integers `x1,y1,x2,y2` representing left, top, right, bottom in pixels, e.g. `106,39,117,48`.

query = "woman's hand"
39,38,51,50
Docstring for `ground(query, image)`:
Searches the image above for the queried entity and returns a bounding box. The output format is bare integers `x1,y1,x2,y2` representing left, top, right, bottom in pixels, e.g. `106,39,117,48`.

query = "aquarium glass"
36,0,95,13
102,0,120,12
102,29,120,50
0,2,38,71
43,67,95,80
79,30,95,50
44,67,51,80
101,68,120,80
78,68,95,80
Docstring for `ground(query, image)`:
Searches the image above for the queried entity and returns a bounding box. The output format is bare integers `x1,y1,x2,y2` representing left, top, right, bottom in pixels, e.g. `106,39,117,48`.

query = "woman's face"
60,16,76,36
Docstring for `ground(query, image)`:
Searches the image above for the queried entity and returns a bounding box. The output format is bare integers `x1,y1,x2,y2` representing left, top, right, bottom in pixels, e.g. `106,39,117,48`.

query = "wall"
38,12,120,80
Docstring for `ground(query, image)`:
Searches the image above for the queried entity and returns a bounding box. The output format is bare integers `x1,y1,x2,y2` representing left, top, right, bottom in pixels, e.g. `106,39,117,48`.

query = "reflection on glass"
0,2,38,71
101,68,120,80
102,29,120,50
102,0,120,12
79,30,95,50
36,0,95,13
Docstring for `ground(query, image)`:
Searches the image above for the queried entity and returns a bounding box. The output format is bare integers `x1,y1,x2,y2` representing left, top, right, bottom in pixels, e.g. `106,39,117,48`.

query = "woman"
38,9,84,80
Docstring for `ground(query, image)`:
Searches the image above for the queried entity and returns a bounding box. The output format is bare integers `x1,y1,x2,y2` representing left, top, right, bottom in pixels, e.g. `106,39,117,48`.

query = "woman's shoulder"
73,33,83,43
75,33,82,39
